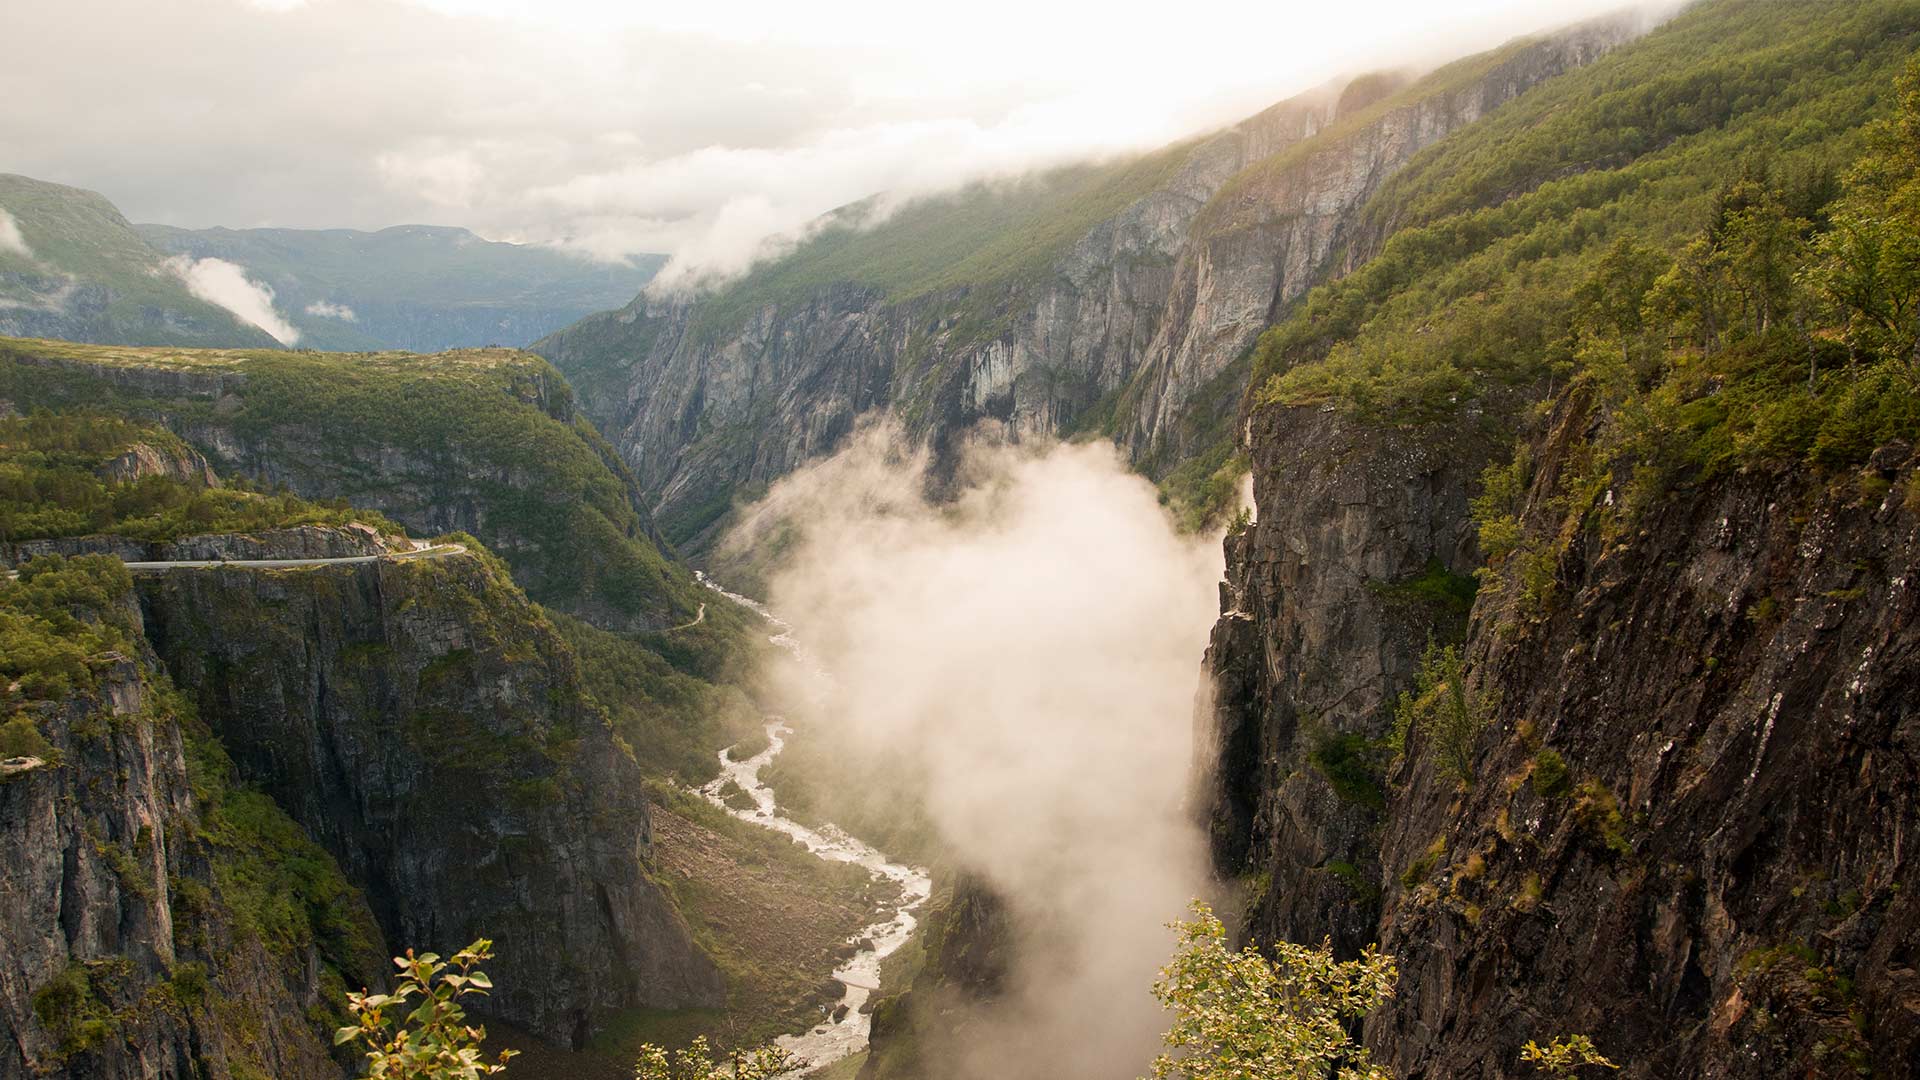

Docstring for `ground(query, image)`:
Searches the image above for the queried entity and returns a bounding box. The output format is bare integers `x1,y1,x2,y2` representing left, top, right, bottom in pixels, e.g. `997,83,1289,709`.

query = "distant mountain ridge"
0,171,665,353
0,173,278,348
137,222,665,352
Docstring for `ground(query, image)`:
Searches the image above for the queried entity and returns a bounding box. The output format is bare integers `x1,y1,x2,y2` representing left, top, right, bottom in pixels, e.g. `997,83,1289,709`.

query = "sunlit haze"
7,0,1639,277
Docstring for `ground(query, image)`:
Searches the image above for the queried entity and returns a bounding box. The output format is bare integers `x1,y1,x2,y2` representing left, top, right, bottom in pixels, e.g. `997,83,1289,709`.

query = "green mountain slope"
0,337,707,630
676,147,1198,346
1250,0,1920,426
0,174,277,348
137,223,665,352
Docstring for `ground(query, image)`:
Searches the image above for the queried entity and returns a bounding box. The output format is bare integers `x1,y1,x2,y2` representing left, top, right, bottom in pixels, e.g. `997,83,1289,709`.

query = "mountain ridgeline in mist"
136,224,664,352
0,172,663,353
532,11,1640,547
0,174,281,349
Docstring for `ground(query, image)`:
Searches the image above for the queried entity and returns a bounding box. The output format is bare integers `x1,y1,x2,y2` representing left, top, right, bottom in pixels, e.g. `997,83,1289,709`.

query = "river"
694,574,934,1074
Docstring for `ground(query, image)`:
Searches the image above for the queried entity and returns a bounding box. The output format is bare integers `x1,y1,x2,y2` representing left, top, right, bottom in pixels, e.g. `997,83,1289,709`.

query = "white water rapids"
694,573,934,1074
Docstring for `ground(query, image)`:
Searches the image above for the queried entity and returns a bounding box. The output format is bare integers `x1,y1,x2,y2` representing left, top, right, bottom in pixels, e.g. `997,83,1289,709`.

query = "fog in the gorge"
725,424,1225,1078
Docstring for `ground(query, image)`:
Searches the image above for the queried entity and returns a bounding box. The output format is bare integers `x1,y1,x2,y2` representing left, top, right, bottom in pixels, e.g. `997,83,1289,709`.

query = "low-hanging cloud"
728,422,1225,1080
5,0,1670,292
0,209,32,259
163,256,300,344
305,299,358,321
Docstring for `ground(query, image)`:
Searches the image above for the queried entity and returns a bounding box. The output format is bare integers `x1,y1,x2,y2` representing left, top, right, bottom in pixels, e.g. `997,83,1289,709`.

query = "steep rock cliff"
536,18,1638,547
2,545,723,1075
1201,387,1920,1075
1363,414,1920,1077
1,563,381,1080
132,551,723,1047
1200,401,1495,955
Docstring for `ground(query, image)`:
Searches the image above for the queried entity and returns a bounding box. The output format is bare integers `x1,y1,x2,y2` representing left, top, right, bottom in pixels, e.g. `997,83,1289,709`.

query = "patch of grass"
1573,778,1633,859
1369,555,1479,620
1307,731,1386,810
1323,859,1381,904
31,960,122,1057
1530,747,1573,799
1402,835,1447,890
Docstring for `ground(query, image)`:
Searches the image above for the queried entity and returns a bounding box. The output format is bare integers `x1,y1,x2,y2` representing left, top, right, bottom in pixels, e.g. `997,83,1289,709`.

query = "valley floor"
488,801,893,1079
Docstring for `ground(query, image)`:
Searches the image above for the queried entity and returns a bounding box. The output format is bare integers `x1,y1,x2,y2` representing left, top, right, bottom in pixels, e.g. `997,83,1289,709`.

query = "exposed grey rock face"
96,440,218,487
134,553,723,1047
1198,402,1495,956
4,523,395,565
0,593,368,1080
537,20,1637,545
1199,389,1920,1075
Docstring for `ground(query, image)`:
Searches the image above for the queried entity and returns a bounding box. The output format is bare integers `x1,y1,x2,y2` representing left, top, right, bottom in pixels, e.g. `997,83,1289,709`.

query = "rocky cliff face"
134,552,723,1047
537,19,1639,546
0,574,378,1080
3,522,397,565
2,544,722,1077
1199,390,1920,1075
1201,401,1496,956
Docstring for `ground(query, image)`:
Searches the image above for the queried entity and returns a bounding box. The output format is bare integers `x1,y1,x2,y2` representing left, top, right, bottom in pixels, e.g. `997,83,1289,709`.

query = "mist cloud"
164,256,300,345
5,0,1657,289
305,299,358,321
0,210,32,259
729,423,1224,1079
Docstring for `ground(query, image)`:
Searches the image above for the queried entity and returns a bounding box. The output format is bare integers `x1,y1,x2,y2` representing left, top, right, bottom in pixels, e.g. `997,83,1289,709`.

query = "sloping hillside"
534,14,1643,549
0,174,277,348
138,223,664,352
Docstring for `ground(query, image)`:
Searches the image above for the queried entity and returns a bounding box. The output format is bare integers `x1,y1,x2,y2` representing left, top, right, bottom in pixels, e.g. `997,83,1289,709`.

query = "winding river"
694,574,933,1073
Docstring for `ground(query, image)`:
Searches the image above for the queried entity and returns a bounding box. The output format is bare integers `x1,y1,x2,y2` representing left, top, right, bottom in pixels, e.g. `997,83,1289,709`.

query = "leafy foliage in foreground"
632,1035,792,1080
1523,1035,1621,1077
1147,902,1395,1080
335,940,515,1080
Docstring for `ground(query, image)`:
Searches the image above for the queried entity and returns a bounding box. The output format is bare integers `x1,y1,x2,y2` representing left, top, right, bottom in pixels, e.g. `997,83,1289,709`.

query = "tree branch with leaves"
334,939,516,1080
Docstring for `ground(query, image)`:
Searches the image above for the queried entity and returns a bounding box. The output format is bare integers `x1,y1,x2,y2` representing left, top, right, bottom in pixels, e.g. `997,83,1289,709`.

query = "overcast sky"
3,0,1645,279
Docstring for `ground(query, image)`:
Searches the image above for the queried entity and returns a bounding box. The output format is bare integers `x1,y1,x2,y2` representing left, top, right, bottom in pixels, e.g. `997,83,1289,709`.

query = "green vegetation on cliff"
0,338,704,627
1252,0,1920,440
0,173,276,348
678,148,1196,346
1,555,137,728
553,610,765,784
0,411,398,544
